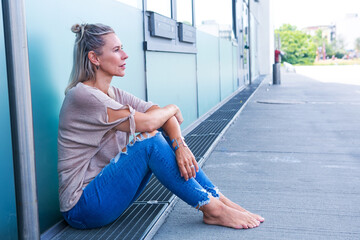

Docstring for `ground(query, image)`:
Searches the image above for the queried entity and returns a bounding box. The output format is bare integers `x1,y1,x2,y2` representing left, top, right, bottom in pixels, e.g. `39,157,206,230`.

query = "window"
177,0,193,25
143,0,196,53
195,0,234,41
147,0,171,18
115,0,142,9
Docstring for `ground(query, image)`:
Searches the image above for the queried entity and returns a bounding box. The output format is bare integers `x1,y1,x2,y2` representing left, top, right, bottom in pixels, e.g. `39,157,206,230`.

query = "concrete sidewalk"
153,69,360,239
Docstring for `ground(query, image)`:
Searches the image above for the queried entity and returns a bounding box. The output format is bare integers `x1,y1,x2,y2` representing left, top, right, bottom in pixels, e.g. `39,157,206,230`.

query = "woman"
58,23,264,230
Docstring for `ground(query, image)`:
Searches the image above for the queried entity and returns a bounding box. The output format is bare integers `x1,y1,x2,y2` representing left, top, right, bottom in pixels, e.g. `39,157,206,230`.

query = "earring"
96,65,99,70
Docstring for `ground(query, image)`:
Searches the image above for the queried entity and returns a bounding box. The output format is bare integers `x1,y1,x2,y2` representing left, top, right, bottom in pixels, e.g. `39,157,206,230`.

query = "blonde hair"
65,23,114,94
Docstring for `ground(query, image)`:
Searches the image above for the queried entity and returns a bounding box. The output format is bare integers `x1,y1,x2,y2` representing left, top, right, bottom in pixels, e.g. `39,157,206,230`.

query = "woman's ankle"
199,197,225,218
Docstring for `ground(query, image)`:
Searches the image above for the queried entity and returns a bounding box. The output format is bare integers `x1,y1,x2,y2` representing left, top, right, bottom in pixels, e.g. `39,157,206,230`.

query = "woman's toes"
252,213,264,223
251,219,260,227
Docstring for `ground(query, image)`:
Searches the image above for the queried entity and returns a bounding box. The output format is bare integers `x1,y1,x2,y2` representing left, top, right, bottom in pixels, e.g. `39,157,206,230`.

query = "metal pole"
273,63,281,84
1,0,40,239
247,0,252,84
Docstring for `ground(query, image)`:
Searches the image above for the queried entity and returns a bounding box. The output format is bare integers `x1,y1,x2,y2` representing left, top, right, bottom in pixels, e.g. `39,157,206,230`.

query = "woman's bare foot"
219,193,265,223
200,196,260,229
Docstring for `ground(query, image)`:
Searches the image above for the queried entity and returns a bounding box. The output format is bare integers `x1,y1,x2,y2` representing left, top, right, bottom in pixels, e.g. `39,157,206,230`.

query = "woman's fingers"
185,164,193,180
176,146,199,181
178,161,195,181
190,162,196,178
186,157,198,179
179,165,189,181
192,158,199,173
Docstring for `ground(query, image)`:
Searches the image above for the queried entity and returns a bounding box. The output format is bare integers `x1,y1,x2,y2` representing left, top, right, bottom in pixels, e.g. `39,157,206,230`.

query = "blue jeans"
62,131,219,229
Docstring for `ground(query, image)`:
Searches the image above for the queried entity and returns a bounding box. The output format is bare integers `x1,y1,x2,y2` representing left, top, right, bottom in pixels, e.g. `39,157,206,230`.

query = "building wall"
250,0,271,76
336,14,360,51
0,0,270,238
197,31,221,116
146,52,198,128
219,39,235,100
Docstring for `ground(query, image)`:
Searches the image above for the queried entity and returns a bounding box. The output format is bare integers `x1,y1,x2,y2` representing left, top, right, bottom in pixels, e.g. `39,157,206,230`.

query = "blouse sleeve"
66,89,137,147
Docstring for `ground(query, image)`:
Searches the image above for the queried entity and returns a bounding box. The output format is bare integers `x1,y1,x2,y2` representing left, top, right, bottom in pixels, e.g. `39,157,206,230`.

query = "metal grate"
136,176,173,202
52,203,167,240
42,76,265,240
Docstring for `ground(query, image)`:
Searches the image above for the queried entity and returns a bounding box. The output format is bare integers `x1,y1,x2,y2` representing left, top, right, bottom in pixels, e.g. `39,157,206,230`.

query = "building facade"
335,13,360,51
0,0,271,238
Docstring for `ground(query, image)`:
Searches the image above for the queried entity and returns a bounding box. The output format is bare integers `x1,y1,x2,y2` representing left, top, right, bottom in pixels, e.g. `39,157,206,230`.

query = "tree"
275,24,316,64
312,29,334,58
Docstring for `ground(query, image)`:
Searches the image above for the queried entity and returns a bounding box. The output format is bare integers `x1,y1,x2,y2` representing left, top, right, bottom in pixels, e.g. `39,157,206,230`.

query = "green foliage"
275,24,316,65
328,38,346,58
312,29,345,58
278,24,297,32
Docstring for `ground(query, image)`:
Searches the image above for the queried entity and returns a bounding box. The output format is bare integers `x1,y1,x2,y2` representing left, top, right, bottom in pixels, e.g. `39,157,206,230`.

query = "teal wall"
197,31,221,117
0,4,18,240
146,52,198,129
219,39,234,101
1,1,245,238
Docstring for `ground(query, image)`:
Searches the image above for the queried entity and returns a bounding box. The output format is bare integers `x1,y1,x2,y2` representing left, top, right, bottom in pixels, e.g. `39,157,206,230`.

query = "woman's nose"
122,51,128,59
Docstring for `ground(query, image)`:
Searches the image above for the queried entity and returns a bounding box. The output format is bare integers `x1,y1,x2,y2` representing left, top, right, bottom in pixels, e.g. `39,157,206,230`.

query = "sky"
271,0,360,29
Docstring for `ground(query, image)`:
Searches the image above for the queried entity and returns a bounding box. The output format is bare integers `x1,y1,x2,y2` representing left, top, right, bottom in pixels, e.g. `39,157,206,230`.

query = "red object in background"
275,49,281,63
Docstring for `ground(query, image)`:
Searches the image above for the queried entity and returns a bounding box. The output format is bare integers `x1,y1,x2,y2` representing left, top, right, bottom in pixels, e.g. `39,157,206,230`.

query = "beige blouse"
57,83,154,212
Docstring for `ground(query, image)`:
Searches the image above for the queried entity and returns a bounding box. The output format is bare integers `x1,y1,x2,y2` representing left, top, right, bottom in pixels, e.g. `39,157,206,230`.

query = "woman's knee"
137,130,158,139
141,130,168,148
121,130,159,152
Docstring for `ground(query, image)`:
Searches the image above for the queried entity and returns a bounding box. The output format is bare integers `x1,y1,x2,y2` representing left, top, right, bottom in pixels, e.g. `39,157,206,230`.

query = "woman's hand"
175,146,199,181
174,107,183,125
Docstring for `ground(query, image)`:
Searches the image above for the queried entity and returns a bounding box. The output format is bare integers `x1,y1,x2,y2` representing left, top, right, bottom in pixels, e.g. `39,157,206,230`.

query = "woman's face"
97,33,128,77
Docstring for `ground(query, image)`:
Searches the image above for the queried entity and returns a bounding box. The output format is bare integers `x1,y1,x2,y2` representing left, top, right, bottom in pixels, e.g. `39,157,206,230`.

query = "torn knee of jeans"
125,131,161,152
135,131,159,142
112,131,161,165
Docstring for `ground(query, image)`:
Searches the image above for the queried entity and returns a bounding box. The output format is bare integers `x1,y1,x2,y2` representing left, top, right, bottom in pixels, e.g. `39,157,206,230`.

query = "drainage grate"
185,134,219,160
52,203,167,240
42,76,265,240
136,176,173,202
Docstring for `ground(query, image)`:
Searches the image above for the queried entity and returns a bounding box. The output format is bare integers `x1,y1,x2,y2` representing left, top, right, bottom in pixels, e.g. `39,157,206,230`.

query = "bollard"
273,49,281,85
273,63,281,85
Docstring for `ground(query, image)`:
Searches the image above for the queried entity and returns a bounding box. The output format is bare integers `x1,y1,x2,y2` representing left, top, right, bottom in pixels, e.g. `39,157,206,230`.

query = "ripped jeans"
62,131,219,229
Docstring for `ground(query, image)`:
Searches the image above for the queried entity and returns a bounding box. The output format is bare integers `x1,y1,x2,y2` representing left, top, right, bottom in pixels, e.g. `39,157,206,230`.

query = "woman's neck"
84,73,112,95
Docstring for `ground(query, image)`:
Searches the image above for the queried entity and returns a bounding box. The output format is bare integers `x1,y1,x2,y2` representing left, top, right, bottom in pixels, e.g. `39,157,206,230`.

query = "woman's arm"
147,106,199,181
107,104,183,133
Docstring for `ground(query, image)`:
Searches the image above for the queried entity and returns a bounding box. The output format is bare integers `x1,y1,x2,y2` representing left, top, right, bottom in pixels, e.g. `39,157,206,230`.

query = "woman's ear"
88,51,100,66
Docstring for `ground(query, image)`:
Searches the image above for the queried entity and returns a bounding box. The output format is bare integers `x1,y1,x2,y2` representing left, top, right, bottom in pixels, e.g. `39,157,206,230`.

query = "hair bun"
71,24,82,33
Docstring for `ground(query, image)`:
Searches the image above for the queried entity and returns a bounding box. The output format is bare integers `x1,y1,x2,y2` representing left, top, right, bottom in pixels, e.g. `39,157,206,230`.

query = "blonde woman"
57,23,264,229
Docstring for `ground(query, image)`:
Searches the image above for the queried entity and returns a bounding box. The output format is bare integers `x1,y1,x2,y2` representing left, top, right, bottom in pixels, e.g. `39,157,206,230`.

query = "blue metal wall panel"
0,4,18,240
24,0,146,233
196,31,221,117
219,38,234,100
146,52,197,129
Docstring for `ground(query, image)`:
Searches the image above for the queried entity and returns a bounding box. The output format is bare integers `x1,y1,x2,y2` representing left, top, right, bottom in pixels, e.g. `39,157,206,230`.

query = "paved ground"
153,66,360,240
